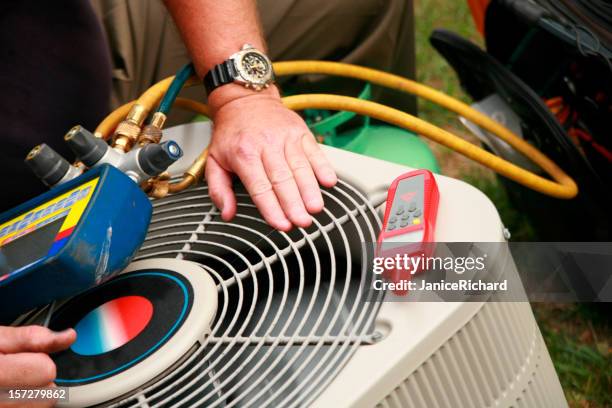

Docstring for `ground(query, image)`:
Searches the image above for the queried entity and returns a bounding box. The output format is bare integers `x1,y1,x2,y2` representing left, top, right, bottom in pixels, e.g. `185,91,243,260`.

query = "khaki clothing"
90,0,416,116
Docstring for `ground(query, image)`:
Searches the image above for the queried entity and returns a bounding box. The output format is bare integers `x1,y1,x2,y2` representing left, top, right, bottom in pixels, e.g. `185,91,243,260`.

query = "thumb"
0,326,76,354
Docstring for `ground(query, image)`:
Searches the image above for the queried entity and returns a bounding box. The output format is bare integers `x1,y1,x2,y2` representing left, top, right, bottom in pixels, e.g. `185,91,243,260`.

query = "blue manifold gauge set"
0,126,183,323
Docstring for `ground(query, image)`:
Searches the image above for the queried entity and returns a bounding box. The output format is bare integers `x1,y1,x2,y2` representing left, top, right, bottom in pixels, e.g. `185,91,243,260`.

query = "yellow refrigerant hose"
95,60,578,199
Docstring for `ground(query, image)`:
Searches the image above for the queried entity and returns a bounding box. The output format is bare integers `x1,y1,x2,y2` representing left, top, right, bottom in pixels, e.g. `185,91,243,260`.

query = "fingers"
0,353,56,387
223,133,335,230
285,136,324,213
232,149,292,231
205,156,236,221
302,134,338,188
262,148,312,228
0,326,76,354
0,327,69,406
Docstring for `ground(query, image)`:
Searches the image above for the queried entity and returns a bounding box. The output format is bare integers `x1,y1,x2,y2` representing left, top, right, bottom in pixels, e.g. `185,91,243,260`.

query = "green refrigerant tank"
305,84,440,173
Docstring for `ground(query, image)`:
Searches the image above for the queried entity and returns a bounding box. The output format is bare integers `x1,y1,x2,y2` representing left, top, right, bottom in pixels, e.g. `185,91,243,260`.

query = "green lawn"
413,1,611,406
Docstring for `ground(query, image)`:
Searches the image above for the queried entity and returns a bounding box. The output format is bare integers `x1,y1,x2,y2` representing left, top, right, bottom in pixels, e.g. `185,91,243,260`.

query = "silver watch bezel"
229,44,275,91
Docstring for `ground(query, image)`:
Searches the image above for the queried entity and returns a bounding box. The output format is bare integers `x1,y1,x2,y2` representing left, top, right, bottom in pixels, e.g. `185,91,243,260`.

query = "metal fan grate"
112,179,383,408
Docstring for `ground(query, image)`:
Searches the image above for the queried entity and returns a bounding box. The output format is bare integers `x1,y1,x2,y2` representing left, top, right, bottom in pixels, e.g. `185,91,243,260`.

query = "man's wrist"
208,82,281,114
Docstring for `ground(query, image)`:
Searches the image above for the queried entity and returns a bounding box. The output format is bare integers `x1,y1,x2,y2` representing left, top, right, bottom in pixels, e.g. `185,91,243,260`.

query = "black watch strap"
203,60,238,95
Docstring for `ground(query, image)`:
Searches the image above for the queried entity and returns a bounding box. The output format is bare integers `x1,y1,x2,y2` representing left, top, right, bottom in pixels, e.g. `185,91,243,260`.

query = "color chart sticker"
71,296,154,356
49,270,193,385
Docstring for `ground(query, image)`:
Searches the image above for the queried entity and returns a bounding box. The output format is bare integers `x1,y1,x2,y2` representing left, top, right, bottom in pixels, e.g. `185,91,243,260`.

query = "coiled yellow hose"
283,95,576,198
95,60,578,199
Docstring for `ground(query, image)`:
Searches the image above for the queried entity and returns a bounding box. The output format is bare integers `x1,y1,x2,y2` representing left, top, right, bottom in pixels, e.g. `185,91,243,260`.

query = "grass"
413,0,611,406
534,304,611,407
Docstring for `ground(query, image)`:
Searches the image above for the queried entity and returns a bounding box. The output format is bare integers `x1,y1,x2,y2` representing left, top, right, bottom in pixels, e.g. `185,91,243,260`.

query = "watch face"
234,49,273,88
241,52,269,80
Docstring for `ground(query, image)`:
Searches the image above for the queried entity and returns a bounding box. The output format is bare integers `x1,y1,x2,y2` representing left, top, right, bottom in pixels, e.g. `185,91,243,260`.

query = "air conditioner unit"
30,122,567,407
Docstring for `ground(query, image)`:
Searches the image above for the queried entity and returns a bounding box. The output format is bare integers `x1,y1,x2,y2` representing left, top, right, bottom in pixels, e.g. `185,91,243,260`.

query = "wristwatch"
203,44,275,94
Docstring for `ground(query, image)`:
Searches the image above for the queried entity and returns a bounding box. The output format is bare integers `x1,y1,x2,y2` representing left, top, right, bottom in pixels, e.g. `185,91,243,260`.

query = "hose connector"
25,144,82,187
185,147,208,181
112,104,148,152
138,112,167,146
163,147,209,196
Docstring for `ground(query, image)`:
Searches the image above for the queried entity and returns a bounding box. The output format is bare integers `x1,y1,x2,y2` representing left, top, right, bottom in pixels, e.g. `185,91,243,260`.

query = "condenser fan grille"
116,179,383,407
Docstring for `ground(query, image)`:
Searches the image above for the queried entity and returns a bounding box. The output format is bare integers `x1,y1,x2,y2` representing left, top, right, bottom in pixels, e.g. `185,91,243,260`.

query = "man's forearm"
163,0,279,110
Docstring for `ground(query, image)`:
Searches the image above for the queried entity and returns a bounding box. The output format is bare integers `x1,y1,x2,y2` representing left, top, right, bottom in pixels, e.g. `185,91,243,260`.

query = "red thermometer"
377,169,440,292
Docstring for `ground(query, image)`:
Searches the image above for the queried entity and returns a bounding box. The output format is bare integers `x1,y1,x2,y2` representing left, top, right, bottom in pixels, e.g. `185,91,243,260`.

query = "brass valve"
138,112,167,146
112,104,148,152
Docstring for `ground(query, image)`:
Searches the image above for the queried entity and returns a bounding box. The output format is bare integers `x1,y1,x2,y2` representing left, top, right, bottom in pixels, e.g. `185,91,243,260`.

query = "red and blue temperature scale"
70,295,154,356
0,164,152,323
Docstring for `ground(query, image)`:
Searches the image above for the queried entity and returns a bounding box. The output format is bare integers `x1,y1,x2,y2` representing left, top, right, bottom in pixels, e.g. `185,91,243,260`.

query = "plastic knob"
64,125,110,167
24,144,71,187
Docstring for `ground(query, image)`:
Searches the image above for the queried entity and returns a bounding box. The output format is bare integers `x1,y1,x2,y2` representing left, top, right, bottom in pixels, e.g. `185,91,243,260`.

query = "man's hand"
0,326,76,408
206,86,337,231
163,0,338,230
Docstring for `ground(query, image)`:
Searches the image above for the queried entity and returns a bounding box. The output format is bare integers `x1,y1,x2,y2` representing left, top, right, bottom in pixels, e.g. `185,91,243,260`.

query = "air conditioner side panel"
311,302,567,408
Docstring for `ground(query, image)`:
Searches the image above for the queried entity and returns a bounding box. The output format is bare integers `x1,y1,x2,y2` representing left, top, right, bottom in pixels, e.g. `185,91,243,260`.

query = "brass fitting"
156,171,171,181
185,147,209,180
150,180,170,198
73,161,86,171
112,104,148,152
167,174,195,194
137,112,167,146
148,148,209,197
150,111,167,129
138,126,162,146
26,144,42,161
112,136,131,152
